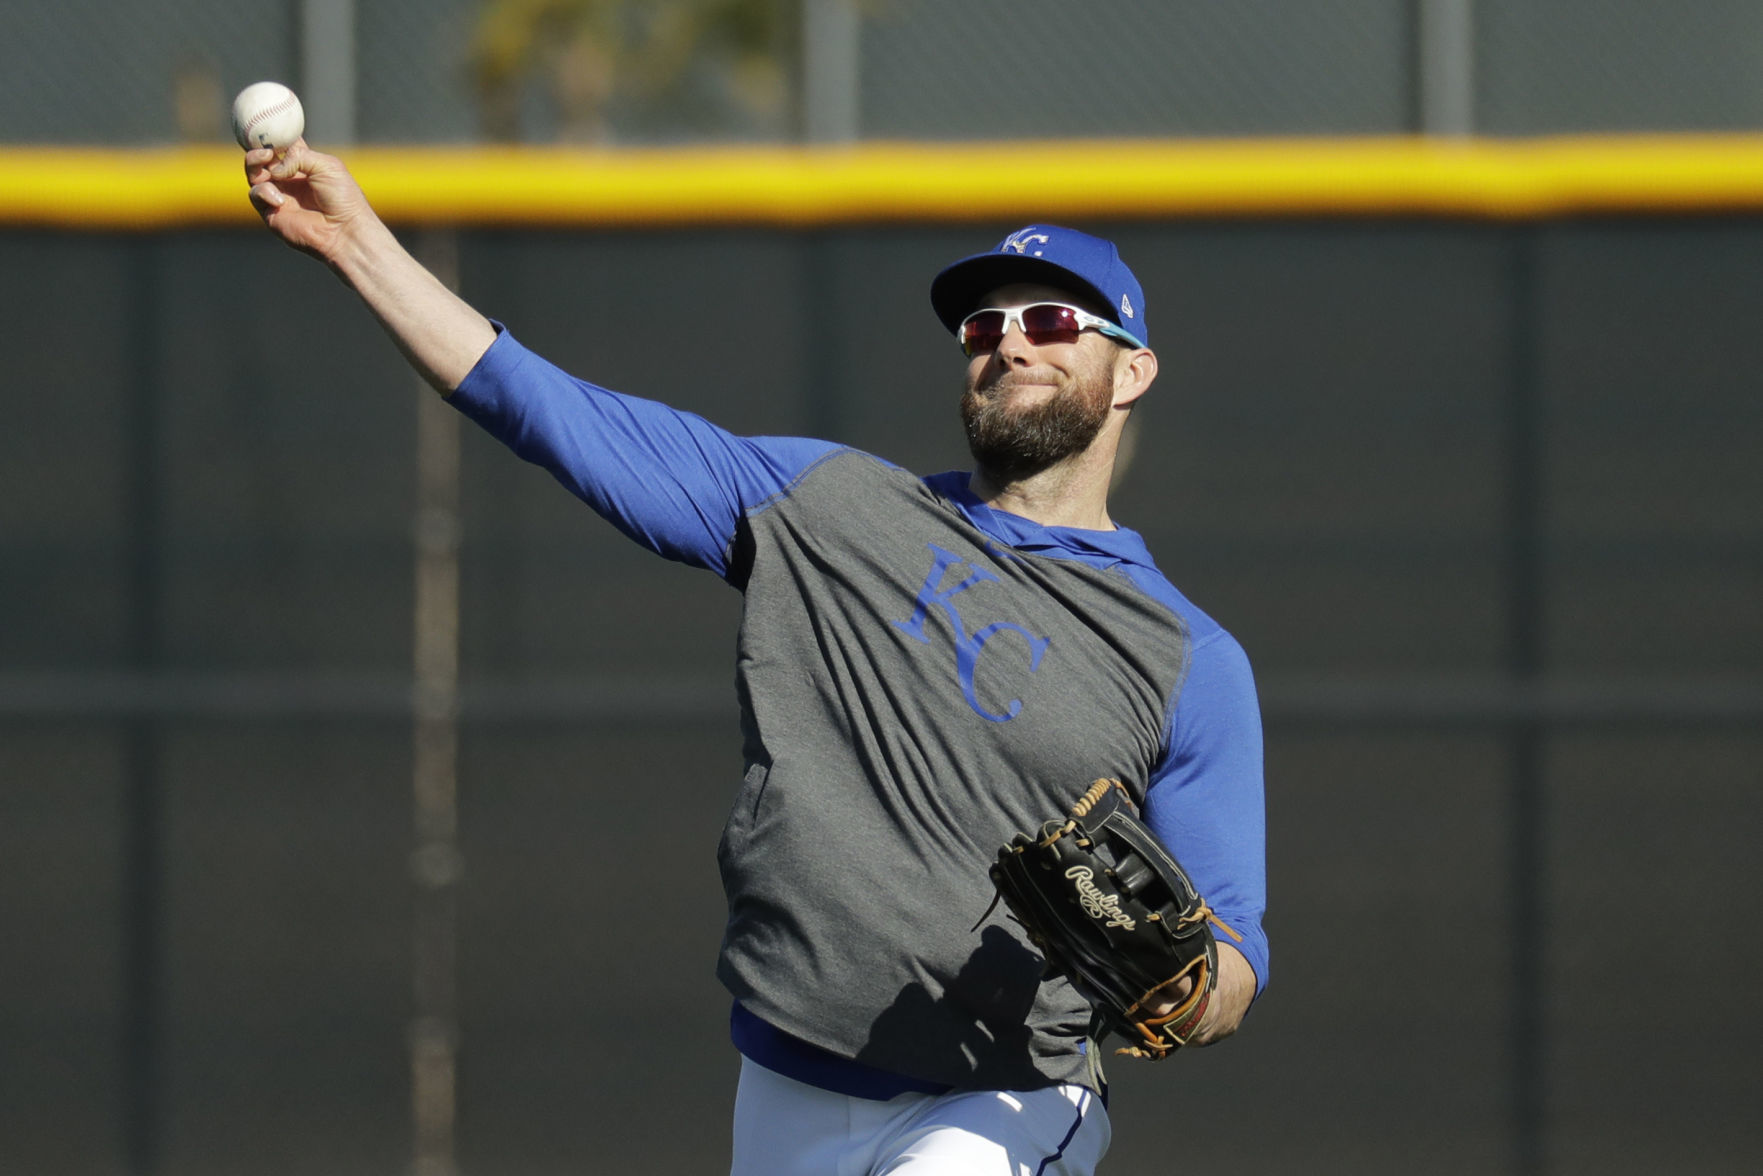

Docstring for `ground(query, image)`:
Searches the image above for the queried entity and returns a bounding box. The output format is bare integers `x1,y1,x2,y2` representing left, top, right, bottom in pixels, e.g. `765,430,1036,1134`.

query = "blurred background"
3,2,1761,1175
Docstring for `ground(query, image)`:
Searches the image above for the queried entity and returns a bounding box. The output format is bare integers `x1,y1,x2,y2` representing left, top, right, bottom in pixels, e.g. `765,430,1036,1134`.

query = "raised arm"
244,140,497,394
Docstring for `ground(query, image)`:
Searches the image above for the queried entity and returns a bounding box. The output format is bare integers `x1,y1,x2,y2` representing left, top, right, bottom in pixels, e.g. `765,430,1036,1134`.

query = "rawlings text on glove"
989,779,1242,1060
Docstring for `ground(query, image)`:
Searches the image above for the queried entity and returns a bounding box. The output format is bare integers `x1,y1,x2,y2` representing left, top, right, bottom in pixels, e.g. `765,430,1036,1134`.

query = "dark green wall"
2,220,1759,1174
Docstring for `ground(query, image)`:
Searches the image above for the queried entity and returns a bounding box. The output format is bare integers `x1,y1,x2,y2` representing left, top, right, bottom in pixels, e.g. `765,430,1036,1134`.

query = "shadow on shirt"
854,924,1076,1091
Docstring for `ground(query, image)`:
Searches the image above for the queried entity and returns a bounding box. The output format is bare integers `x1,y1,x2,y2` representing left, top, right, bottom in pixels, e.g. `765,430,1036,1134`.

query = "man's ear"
1113,347,1158,409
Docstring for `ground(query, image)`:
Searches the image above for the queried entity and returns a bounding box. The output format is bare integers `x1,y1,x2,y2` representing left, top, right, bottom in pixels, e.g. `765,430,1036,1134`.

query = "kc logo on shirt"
894,544,1051,722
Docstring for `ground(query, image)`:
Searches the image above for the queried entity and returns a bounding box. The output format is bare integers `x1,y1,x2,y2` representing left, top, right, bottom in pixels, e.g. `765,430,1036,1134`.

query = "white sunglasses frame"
956,301,1144,355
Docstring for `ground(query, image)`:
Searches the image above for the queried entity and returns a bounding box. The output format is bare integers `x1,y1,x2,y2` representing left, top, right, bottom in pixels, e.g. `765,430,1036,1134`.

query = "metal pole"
409,230,463,1176
300,0,357,144
802,0,861,143
120,238,167,1176
798,1,856,440
1416,0,1475,136
800,231,845,443
1505,226,1545,1176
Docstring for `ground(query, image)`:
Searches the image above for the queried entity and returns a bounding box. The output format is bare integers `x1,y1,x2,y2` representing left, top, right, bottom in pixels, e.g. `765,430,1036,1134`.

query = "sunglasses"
956,302,1142,357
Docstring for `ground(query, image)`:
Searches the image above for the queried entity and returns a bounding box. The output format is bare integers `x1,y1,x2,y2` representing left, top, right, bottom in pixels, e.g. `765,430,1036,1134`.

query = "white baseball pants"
729,1057,1110,1176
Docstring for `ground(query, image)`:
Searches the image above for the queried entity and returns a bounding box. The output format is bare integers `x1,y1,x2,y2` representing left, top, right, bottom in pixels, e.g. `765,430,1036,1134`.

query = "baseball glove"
988,779,1240,1060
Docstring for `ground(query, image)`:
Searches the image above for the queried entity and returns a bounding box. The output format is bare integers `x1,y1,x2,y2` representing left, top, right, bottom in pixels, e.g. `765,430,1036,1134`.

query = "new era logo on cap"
931,224,1149,348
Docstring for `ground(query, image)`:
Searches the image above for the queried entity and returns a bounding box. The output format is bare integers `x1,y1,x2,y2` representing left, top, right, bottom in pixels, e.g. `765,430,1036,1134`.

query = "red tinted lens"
1018,304,1084,345
960,304,1089,355
958,310,1007,356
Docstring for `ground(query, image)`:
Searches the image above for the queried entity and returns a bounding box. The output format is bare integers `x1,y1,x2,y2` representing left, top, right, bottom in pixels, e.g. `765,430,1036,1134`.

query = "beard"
961,359,1114,481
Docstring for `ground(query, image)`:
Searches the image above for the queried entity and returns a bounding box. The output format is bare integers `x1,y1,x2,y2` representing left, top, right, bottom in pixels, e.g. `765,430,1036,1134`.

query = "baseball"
231,81,305,151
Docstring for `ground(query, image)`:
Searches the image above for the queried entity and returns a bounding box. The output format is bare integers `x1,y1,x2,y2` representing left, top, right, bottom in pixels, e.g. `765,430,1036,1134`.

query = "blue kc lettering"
894,544,1051,722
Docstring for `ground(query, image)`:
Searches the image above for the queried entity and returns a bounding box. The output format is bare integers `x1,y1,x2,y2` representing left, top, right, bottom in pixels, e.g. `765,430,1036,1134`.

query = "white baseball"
231,81,305,152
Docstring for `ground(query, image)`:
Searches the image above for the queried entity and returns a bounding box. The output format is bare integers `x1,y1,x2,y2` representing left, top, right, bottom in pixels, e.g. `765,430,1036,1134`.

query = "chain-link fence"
6,1,1763,145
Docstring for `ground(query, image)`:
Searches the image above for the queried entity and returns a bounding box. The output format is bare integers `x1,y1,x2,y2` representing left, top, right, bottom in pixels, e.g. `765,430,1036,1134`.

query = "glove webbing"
1047,778,1244,949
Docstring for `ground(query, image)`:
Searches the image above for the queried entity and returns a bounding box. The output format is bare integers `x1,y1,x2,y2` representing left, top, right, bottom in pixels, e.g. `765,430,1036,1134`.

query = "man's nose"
995,322,1035,362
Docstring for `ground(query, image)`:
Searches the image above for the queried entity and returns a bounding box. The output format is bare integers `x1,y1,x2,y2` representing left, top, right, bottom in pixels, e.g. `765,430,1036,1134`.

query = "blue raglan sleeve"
449,327,841,579
1143,629,1270,996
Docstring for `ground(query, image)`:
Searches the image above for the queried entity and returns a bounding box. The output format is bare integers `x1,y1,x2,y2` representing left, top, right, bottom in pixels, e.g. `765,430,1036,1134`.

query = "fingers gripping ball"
232,82,305,152
989,779,1243,1060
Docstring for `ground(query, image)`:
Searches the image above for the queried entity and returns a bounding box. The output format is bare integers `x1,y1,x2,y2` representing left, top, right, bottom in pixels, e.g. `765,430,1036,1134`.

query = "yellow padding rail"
7,136,1763,230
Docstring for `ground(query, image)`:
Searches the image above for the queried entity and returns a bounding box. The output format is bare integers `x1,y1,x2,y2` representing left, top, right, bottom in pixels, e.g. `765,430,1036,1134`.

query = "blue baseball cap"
930,225,1148,348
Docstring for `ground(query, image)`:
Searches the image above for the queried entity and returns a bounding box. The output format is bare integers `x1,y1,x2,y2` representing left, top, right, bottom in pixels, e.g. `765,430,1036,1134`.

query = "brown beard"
961,362,1113,481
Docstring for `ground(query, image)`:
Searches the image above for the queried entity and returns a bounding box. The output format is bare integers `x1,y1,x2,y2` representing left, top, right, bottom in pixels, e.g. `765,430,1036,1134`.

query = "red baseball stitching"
243,95,299,141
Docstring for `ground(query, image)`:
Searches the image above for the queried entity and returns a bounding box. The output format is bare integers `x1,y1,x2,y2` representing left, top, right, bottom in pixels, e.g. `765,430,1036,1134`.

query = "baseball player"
245,141,1268,1175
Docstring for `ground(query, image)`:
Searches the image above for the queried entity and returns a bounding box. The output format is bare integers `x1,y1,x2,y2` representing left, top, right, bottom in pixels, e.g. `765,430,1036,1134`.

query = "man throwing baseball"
245,140,1268,1175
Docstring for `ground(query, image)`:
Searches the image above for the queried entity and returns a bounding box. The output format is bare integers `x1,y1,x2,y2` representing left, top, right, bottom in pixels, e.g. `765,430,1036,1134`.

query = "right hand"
243,139,374,263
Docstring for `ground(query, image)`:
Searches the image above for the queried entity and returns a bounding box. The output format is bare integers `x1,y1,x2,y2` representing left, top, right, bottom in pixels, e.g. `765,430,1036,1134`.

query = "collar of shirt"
924,470,1158,570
